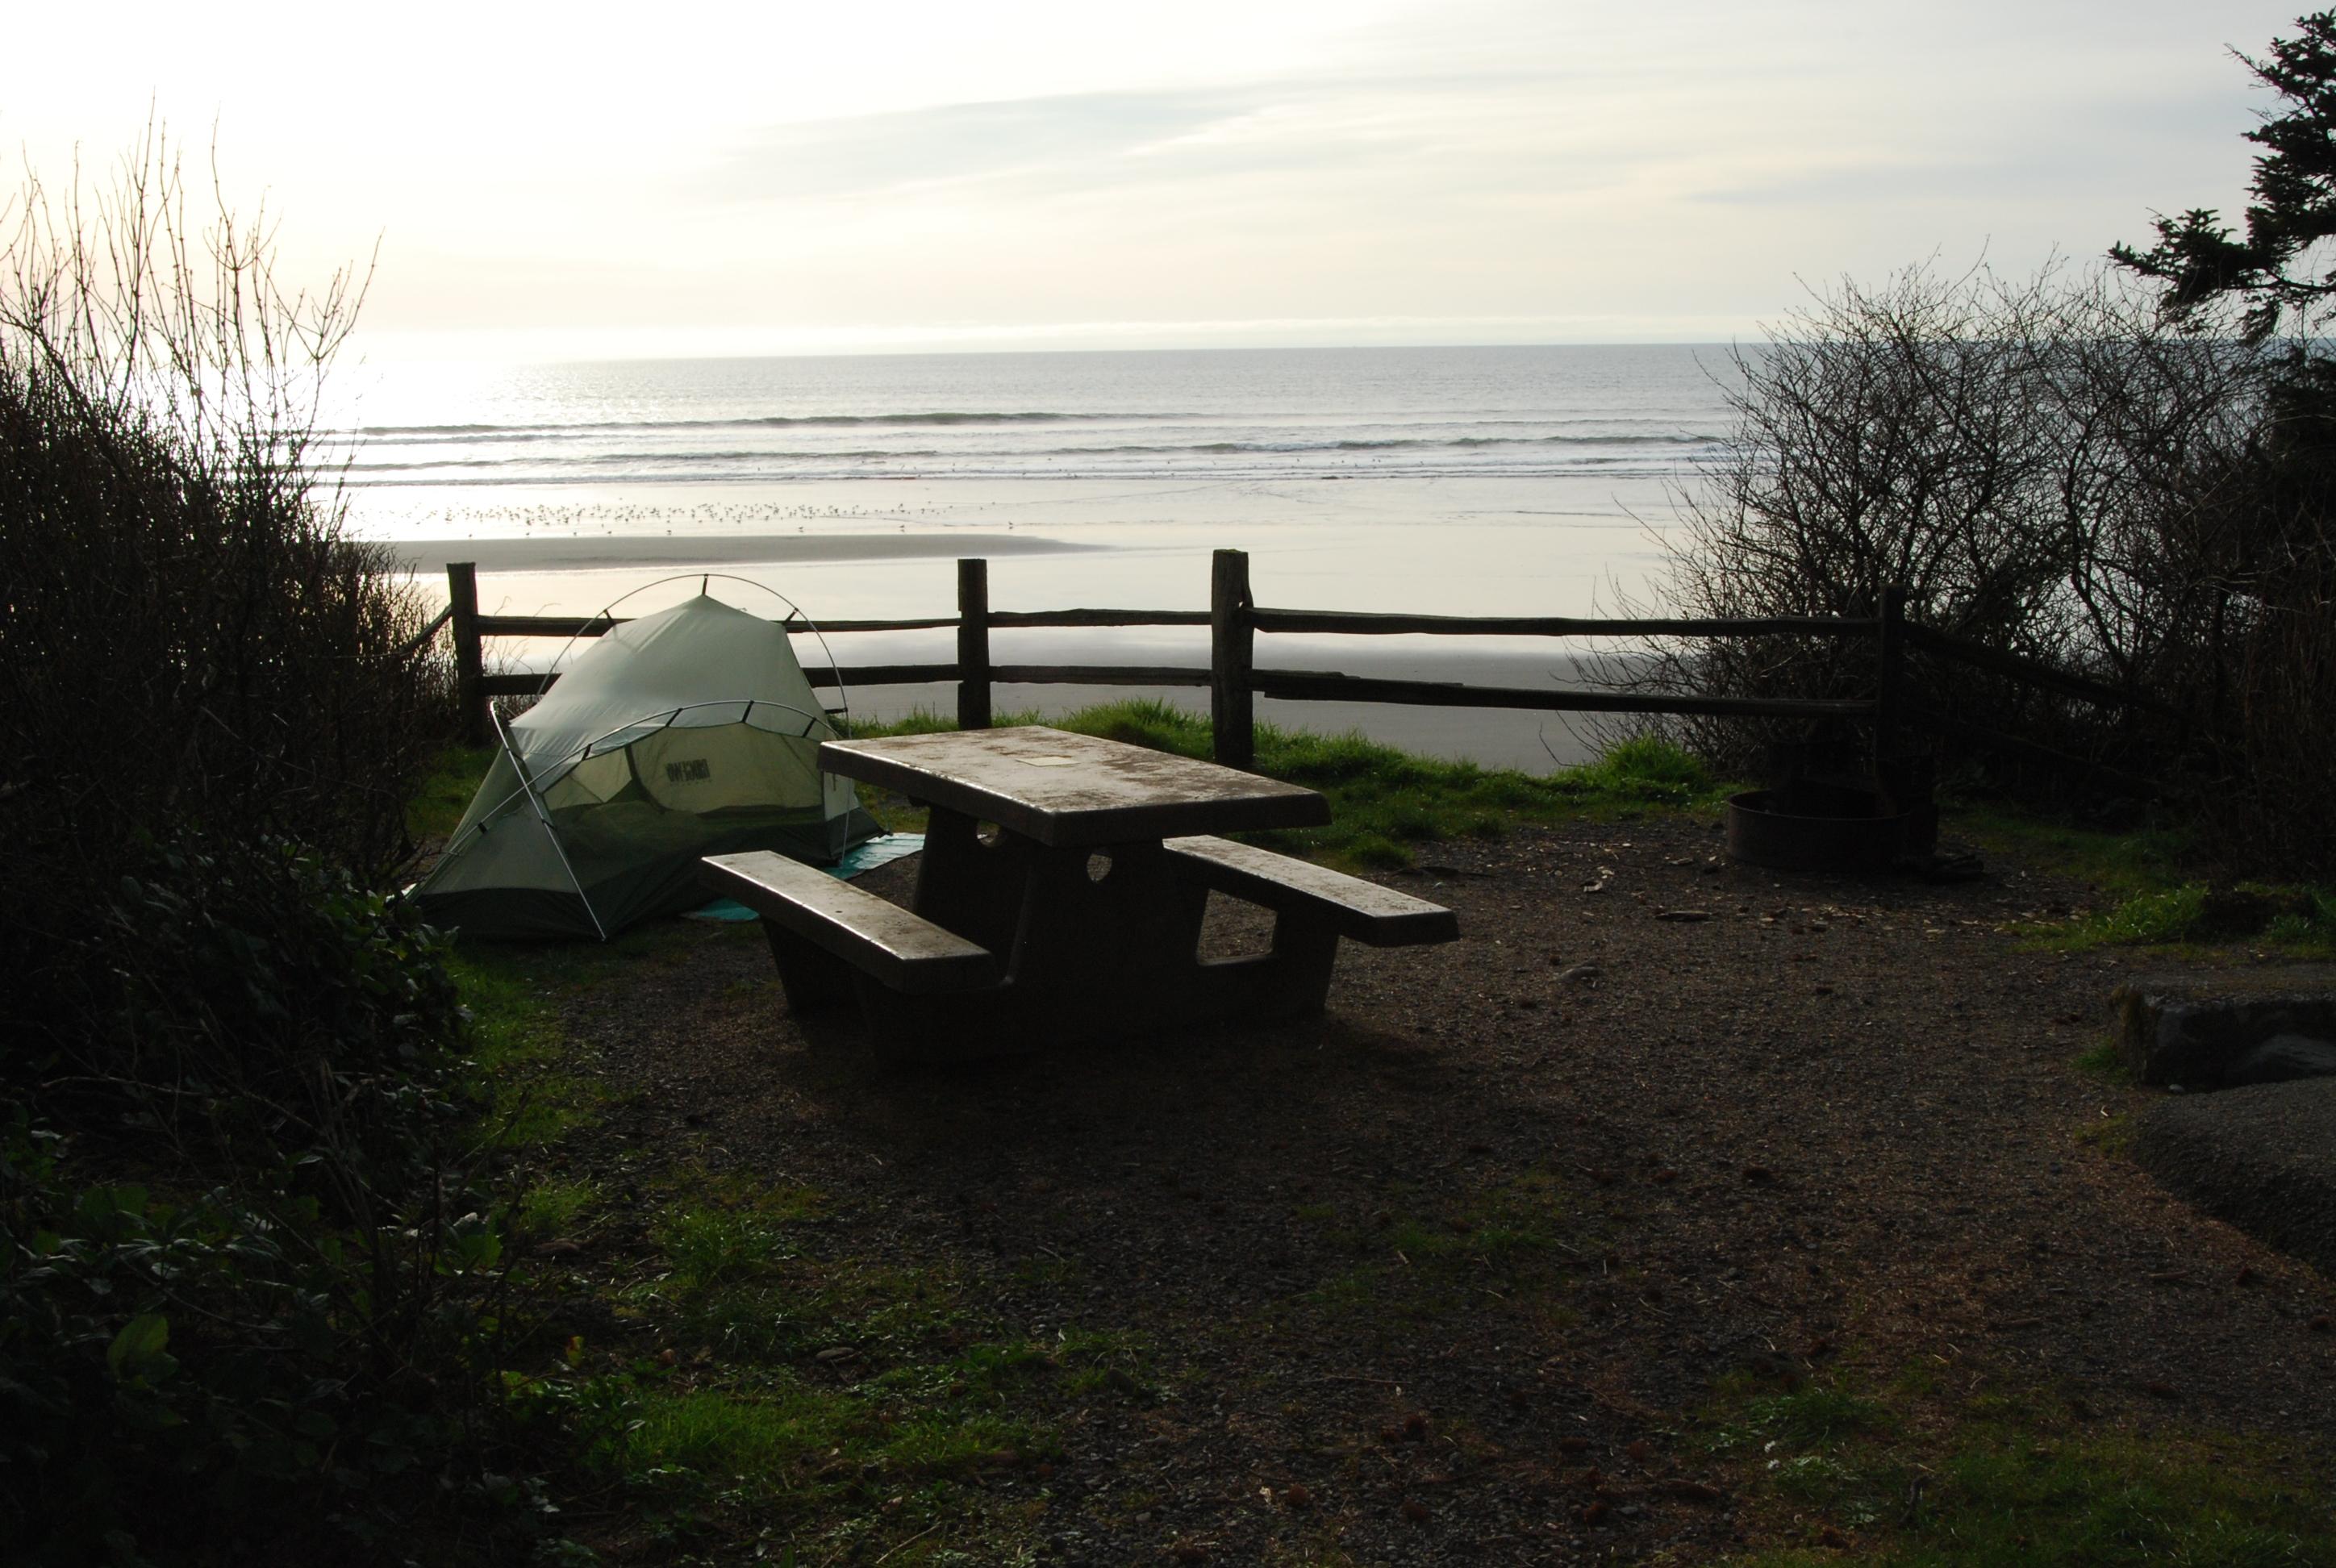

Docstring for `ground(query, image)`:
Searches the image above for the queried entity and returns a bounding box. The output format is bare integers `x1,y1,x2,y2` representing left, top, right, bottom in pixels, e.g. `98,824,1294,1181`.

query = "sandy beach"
330,343,1729,773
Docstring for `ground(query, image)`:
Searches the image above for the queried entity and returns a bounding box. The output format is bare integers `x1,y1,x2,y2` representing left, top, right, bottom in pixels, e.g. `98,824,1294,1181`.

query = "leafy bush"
0,136,545,1565
70,840,466,1180
0,843,540,1563
0,131,453,1070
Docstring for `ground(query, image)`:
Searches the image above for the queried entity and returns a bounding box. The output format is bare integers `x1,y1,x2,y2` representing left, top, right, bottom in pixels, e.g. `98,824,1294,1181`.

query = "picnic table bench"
703,726,1458,1061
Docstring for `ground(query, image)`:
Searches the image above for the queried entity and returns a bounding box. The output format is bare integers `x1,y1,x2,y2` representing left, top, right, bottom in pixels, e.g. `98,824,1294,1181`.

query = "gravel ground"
547,814,2336,1563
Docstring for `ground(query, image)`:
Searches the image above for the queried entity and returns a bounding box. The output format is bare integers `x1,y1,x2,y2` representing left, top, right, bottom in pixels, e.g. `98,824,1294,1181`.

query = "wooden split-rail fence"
418,549,2172,786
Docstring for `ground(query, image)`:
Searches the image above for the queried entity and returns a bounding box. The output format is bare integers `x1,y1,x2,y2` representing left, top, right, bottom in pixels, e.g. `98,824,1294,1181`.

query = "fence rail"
1248,608,1876,639
433,553,2167,777
1900,621,2182,720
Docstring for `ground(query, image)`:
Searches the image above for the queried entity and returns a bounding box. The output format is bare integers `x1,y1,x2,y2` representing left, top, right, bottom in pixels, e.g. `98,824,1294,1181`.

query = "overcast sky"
4,0,2306,358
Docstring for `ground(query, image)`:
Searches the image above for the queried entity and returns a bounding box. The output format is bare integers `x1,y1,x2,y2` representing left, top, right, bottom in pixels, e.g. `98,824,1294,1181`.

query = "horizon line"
346,329,1763,368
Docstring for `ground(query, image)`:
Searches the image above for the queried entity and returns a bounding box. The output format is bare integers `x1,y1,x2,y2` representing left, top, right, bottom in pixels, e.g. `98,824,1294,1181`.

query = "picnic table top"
819,726,1331,848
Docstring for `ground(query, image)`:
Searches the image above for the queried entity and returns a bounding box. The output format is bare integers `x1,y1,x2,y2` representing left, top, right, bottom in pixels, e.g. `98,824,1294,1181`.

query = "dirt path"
543,815,2336,1563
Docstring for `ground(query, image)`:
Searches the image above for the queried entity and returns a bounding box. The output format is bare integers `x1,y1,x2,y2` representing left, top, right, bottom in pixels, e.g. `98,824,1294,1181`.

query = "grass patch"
618,1374,1049,1495
1954,807,2336,957
2074,1111,2137,1157
1954,807,2192,901
519,1328,1070,1558
424,699,1728,876
515,1175,601,1238
2033,882,2336,957
448,951,609,1148
1710,1371,2336,1566
447,921,762,1145
2075,1036,2131,1082
849,701,1732,868
657,1202,802,1294
1054,1327,1158,1399
510,1164,1085,1560
1310,1167,1584,1327
1713,1382,1892,1453
406,744,495,843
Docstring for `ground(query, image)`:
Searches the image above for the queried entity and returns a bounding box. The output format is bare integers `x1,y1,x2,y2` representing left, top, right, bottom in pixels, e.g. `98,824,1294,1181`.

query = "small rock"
1655,909,1710,923
816,1346,860,1364
1562,963,1604,983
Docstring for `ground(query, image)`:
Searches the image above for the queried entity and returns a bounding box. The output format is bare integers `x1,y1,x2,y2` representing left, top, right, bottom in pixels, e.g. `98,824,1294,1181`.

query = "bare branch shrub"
1635,261,2335,866
0,127,449,963
0,133,544,1561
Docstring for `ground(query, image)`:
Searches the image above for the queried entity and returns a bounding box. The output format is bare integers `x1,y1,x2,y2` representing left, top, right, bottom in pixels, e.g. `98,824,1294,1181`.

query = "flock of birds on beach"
369,496,1012,540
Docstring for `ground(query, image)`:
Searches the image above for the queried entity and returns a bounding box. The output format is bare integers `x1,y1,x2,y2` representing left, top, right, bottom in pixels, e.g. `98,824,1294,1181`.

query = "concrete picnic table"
706,726,1458,1059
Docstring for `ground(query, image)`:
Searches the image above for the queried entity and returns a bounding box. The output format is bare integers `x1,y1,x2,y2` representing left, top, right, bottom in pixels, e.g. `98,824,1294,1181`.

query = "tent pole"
494,709,609,943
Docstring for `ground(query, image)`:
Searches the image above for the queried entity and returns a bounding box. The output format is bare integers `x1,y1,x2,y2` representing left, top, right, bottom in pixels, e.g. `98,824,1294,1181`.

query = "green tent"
414,593,877,940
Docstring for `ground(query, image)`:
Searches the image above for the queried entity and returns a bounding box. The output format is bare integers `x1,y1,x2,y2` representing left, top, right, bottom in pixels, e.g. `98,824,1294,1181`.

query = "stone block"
2116,976,2336,1087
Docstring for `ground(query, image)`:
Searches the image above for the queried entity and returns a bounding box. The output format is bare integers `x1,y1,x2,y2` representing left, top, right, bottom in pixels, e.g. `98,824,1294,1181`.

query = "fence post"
1875,582,1906,768
957,557,992,731
447,561,489,748
1211,548,1255,769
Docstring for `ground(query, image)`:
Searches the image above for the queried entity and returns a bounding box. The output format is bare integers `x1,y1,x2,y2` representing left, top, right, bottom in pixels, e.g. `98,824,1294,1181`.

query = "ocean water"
336,345,1744,765
335,344,1735,491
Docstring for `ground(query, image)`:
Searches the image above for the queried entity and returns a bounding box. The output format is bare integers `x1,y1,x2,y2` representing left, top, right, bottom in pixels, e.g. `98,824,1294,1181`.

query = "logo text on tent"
665,759,712,783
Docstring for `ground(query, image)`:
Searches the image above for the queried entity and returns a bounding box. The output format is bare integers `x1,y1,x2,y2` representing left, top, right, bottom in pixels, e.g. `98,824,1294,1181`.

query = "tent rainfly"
413,593,877,940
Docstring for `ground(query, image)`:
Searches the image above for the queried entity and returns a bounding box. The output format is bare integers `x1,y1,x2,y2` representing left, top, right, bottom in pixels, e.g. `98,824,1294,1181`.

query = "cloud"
709,88,1272,201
